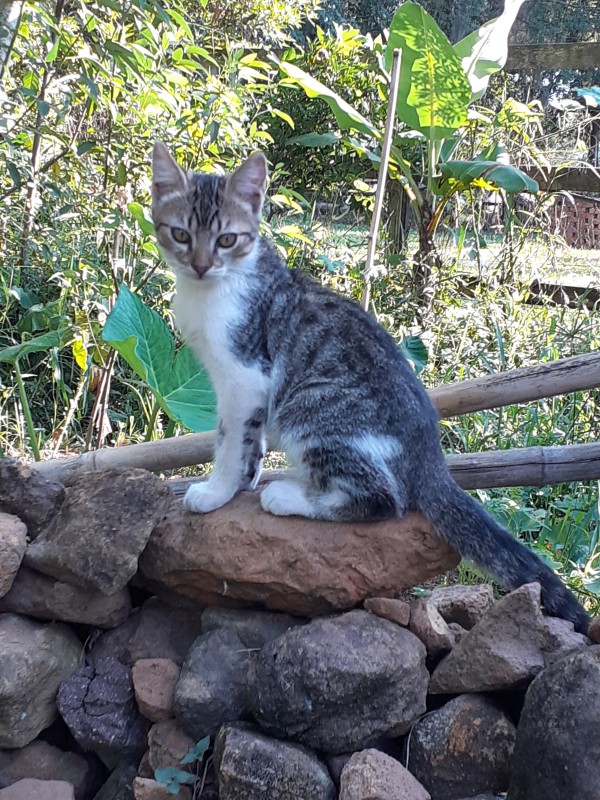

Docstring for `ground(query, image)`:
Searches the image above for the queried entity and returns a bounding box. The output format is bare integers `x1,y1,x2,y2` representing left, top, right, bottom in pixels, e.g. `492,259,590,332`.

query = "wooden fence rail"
33,351,600,488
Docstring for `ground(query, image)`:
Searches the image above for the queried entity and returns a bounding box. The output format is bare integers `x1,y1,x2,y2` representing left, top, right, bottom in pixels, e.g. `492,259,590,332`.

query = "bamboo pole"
429,351,600,418
32,351,600,485
361,48,402,311
166,442,600,496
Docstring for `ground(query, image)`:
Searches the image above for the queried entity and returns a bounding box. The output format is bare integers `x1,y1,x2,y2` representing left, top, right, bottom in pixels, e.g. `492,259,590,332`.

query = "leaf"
46,36,61,63
6,162,21,190
180,736,211,765
386,2,471,140
72,338,87,371
154,766,196,794
454,0,526,100
287,132,341,147
128,202,155,237
439,160,539,193
102,285,216,432
278,61,377,138
400,335,428,374
0,329,71,364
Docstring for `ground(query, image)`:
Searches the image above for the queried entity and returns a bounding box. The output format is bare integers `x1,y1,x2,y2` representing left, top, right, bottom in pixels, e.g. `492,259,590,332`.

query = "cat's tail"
418,477,590,634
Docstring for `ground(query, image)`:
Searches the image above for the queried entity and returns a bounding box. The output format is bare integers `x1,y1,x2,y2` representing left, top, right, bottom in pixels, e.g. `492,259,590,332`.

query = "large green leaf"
102,285,216,432
386,2,471,140
278,61,377,138
439,160,539,193
454,0,526,101
0,329,71,364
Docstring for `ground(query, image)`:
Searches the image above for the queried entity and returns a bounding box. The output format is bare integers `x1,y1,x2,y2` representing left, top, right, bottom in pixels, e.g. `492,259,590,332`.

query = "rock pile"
0,459,597,800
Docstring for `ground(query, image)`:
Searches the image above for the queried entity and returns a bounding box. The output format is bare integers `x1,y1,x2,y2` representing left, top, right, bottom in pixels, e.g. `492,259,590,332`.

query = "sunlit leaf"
0,330,72,364
439,160,539,193
102,285,216,432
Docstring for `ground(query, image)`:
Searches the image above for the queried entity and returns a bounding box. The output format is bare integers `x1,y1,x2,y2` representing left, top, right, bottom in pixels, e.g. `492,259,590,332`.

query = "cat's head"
151,142,267,283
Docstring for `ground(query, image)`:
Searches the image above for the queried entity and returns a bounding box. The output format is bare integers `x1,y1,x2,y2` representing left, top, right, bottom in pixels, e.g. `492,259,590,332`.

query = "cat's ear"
228,152,267,216
152,142,188,196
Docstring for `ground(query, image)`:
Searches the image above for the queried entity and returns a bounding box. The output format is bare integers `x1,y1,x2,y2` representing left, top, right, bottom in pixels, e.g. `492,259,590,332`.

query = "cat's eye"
216,233,237,249
171,227,191,244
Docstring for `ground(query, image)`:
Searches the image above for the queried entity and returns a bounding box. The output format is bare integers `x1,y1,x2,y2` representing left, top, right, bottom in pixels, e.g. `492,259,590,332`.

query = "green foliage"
154,735,210,795
102,286,217,433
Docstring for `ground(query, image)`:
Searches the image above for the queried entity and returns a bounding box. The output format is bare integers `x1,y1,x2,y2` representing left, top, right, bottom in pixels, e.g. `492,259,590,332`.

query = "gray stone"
0,458,65,540
146,720,194,774
57,657,149,768
0,513,27,598
430,584,495,630
407,694,516,800
0,613,82,748
201,606,306,648
174,629,251,740
340,749,431,800
0,741,101,800
249,610,428,753
0,779,75,799
508,647,600,800
588,615,600,644
92,762,137,800
430,584,547,693
0,567,131,628
26,469,172,595
129,598,203,665
214,723,335,800
86,611,140,668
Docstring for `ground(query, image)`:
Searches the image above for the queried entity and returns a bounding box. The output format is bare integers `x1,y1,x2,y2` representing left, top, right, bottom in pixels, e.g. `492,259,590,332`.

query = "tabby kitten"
151,142,589,634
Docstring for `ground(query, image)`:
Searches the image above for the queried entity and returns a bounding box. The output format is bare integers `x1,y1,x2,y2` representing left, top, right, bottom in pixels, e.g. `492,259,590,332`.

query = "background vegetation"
1,0,598,610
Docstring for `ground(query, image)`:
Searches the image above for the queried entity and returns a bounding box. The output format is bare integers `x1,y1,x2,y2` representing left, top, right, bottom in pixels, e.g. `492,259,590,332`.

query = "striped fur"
151,142,589,634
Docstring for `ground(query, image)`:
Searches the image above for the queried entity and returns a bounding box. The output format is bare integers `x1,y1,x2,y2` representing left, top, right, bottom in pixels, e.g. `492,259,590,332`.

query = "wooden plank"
506,42,600,71
527,280,600,310
523,166,600,194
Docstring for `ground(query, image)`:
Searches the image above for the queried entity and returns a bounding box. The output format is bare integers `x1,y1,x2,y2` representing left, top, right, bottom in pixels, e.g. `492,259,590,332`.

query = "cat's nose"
192,264,211,278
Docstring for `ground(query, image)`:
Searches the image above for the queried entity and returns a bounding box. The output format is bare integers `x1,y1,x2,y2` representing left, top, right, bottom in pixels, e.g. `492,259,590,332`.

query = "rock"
174,629,251,740
57,657,149,768
249,610,428,753
430,584,495,630
201,607,306,648
409,597,455,658
86,612,140,667
324,754,352,788
364,597,411,627
129,598,204,665
146,720,194,774
508,647,600,800
541,616,589,664
340,749,430,800
0,513,27,598
447,622,468,645
133,659,180,722
138,493,459,615
0,567,131,628
408,694,516,800
132,778,191,800
26,469,172,595
0,741,101,800
92,761,137,800
589,615,600,644
0,779,75,799
0,613,81,748
0,459,65,540
214,723,335,800
430,584,552,693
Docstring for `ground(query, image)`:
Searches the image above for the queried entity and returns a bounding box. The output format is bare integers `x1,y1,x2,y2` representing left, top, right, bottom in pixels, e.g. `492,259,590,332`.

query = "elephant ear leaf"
102,285,216,432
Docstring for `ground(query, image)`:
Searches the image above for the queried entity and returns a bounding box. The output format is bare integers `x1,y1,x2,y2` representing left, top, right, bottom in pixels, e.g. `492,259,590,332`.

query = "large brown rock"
138,493,459,615
26,469,172,595
0,614,82,748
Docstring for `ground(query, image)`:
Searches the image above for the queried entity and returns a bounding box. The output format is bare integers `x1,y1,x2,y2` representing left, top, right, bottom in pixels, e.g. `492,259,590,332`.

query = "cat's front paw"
260,480,313,517
183,482,233,514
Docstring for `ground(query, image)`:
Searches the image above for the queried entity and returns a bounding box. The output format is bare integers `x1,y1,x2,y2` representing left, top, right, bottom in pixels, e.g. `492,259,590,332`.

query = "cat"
151,141,589,634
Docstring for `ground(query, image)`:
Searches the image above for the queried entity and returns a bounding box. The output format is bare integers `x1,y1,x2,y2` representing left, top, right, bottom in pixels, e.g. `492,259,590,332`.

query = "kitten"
151,142,589,634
